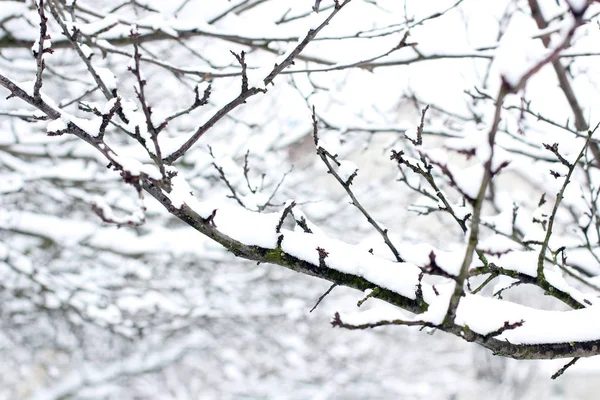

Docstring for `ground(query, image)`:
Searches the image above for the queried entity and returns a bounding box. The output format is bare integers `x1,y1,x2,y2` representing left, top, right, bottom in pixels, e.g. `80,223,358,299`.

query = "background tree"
2,0,600,398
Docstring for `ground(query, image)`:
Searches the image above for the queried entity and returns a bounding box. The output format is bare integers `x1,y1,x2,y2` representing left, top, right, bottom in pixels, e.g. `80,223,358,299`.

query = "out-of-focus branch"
444,86,507,326
527,0,600,164
444,3,590,326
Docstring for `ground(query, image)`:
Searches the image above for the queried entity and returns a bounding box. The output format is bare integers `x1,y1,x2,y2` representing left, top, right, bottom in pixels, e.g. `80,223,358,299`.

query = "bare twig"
230,50,249,93
314,109,404,262
47,0,114,101
156,84,211,134
331,312,429,330
276,201,295,233
537,132,594,279
482,320,525,341
208,146,246,208
164,2,352,164
551,357,580,379
310,283,337,312
129,28,166,178
264,0,353,85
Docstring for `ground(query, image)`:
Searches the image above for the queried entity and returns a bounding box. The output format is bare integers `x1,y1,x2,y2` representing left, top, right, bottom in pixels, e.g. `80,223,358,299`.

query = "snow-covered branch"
5,0,600,396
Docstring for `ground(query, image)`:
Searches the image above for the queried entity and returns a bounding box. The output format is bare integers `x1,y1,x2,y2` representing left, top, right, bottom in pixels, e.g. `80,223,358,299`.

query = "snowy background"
2,0,600,398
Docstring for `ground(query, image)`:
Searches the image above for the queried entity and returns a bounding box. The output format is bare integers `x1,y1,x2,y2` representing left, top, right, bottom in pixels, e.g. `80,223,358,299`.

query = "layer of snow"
456,294,600,344
46,117,68,133
95,67,117,91
338,160,358,183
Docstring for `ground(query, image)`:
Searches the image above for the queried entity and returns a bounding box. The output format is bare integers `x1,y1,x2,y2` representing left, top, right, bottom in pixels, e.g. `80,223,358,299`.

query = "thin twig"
537,131,594,278
33,0,52,102
165,2,353,164
552,357,580,379
314,109,403,262
310,283,337,312
129,28,166,178
331,312,429,330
